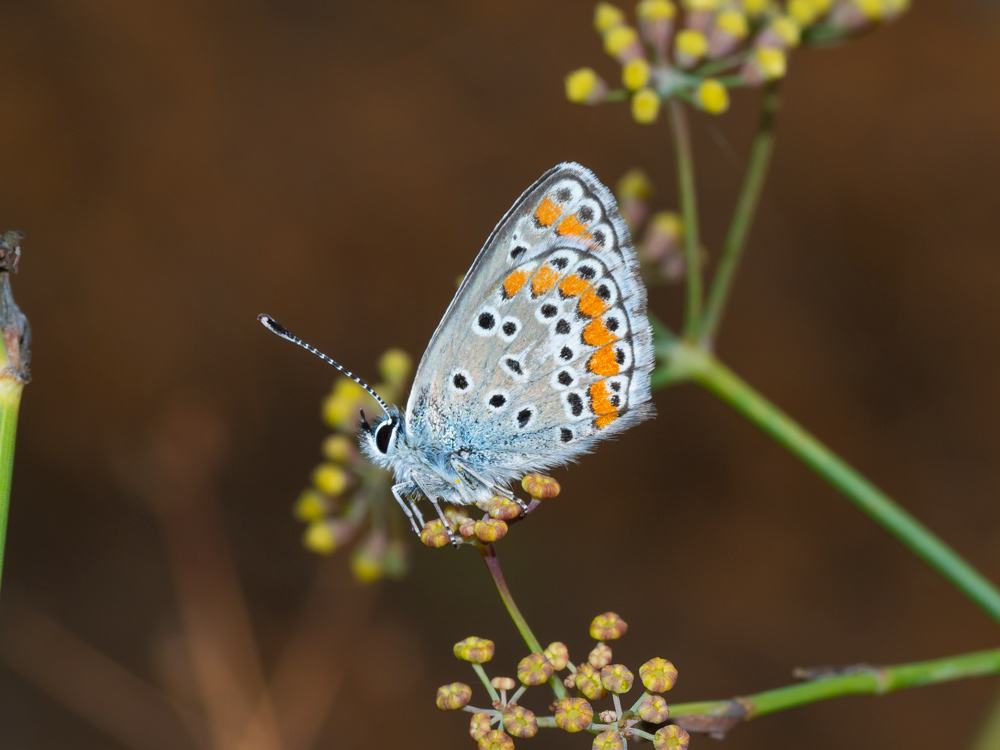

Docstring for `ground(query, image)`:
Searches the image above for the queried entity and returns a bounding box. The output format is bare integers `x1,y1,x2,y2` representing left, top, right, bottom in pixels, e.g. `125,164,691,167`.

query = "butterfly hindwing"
405,163,654,481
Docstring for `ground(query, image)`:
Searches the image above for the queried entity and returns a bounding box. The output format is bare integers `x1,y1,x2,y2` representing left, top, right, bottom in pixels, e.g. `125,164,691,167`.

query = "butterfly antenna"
257,314,391,416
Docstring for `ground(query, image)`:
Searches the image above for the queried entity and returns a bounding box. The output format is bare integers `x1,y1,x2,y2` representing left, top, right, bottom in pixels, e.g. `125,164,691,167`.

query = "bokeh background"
0,1,998,748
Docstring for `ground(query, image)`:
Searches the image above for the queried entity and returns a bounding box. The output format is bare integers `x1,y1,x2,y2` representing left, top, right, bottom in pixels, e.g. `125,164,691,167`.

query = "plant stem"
667,100,703,341
652,340,1000,625
699,82,780,347
478,542,567,699
0,231,29,600
0,378,22,598
669,647,1000,734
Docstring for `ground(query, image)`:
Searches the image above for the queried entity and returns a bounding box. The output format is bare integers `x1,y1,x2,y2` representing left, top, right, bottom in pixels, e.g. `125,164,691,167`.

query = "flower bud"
517,653,555,686
485,496,522,521
475,518,508,543
741,46,787,84
590,612,628,640
303,519,351,554
640,658,679,692
470,712,492,741
565,68,609,105
603,25,644,64
478,729,515,750
594,2,626,33
709,9,748,57
674,29,708,68
654,725,690,749
311,463,351,496
544,641,570,670
435,682,472,710
631,88,661,124
622,58,651,91
503,706,539,738
600,663,635,694
554,697,594,733
695,79,729,114
419,519,452,548
454,637,495,663
491,676,516,691
521,473,560,499
637,0,676,59
588,643,613,669
321,434,357,464
293,488,329,522
574,663,610,701
593,729,625,750
350,531,388,583
636,693,670,723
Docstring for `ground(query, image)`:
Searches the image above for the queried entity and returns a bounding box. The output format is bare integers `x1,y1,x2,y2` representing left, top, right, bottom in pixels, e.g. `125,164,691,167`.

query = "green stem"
0,233,29,601
653,341,1000,625
0,378,22,598
478,542,567,699
667,100,703,341
670,647,1000,732
699,82,780,347
972,687,1000,750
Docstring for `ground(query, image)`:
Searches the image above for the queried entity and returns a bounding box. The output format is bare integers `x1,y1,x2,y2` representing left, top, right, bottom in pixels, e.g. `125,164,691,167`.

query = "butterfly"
260,163,654,543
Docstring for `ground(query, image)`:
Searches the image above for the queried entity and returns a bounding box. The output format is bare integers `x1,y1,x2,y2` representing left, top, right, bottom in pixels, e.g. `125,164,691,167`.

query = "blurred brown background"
0,1,998,748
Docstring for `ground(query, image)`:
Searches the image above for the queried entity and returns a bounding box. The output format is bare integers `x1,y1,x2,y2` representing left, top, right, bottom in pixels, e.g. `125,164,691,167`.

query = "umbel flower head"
566,0,909,123
437,613,687,747
294,348,413,582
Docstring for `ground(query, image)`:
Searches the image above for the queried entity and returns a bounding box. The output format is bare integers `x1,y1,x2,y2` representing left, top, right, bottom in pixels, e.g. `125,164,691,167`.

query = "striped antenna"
257,314,390,416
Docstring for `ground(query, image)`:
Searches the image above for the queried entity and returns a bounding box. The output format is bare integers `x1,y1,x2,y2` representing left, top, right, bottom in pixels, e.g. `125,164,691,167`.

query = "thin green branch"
0,231,29,600
667,100,703,341
478,542,568,700
651,340,1000,625
699,82,780,347
670,647,1000,735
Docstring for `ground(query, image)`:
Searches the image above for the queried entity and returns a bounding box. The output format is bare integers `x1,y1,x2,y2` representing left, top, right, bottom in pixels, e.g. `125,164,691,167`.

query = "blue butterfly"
261,163,654,543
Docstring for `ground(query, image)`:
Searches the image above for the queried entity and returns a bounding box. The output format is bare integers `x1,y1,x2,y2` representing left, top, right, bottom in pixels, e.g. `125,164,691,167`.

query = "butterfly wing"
405,162,654,481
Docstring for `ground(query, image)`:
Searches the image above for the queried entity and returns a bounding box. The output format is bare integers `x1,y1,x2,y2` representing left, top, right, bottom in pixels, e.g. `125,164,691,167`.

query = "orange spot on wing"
502,269,529,299
589,380,617,416
557,213,587,236
531,265,560,297
583,318,618,347
588,345,620,377
594,412,619,429
534,197,561,227
558,274,589,298
578,287,609,318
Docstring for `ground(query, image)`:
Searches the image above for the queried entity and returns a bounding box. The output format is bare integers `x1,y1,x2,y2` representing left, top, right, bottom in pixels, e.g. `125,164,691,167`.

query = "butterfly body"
357,162,655,534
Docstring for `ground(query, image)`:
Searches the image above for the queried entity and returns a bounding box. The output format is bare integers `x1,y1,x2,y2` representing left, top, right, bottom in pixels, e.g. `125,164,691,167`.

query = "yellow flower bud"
474,518,508,542
553,697,594,733
741,0,772,14
485,496,521,521
565,68,606,105
293,488,329,522
674,29,708,67
593,729,625,750
378,348,412,387
521,472,561,499
491,676,516,691
303,520,339,554
312,463,349,496
590,611,628,640
600,663,635,694
350,532,387,583
603,25,640,59
594,2,626,33
478,729,514,750
544,641,570,670
684,0,719,9
469,712,492,742
715,9,748,38
321,434,355,463
435,682,472,710
640,657,679,692
788,0,819,25
622,58,651,90
696,79,729,114
617,168,653,202
755,46,787,79
853,0,883,19
636,693,671,722
516,653,555,686
419,519,451,548
769,15,802,47
588,642,613,668
636,0,676,20
502,706,538,738
654,725,690,749
574,662,610,701
454,636,496,663
631,88,661,124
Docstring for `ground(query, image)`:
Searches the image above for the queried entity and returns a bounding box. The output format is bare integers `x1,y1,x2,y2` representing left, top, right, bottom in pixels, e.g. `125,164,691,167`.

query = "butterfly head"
359,404,406,464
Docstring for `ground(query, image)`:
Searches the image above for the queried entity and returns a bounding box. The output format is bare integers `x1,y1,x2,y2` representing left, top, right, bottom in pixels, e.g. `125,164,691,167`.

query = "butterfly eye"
375,421,394,454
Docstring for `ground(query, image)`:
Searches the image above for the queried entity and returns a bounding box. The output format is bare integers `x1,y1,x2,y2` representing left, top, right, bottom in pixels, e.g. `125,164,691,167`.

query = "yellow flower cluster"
439,614,685,748
295,348,413,583
565,0,909,122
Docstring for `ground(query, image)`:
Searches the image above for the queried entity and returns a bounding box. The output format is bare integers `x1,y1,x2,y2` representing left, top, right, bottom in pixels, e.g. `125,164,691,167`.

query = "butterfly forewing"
405,163,654,480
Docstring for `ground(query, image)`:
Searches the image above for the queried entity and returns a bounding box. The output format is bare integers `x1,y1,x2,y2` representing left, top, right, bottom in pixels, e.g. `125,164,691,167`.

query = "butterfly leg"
451,458,527,513
412,476,458,547
391,482,424,535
